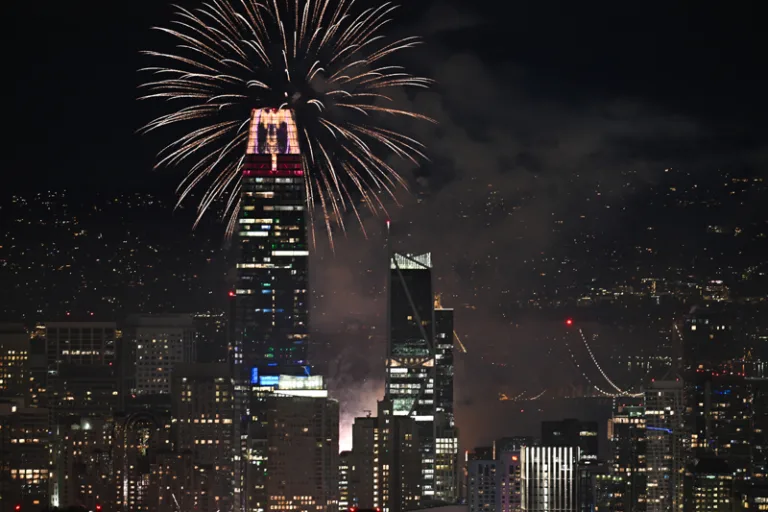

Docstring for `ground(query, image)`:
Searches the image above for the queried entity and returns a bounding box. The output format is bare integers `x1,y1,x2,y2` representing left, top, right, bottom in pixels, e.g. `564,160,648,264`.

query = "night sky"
9,0,768,450
11,0,766,192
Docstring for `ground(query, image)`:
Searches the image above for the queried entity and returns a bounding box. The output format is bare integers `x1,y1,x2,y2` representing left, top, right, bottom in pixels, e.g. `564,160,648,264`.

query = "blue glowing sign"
250,367,259,384
259,375,280,386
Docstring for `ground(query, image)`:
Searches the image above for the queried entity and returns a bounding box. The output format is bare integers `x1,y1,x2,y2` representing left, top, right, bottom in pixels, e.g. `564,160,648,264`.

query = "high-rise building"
264,376,339,512
171,363,236,512
351,415,381,509
685,372,751,481
520,446,580,511
576,460,611,512
45,321,118,369
497,450,522,512
232,108,309,371
44,322,119,416
0,403,50,510
0,324,28,400
347,402,421,512
434,303,458,504
193,311,227,364
683,457,734,512
339,451,352,511
123,314,196,396
387,252,437,500
231,108,312,510
541,418,599,461
608,397,647,511
50,415,116,511
434,304,454,426
377,400,422,512
468,457,498,512
644,380,685,512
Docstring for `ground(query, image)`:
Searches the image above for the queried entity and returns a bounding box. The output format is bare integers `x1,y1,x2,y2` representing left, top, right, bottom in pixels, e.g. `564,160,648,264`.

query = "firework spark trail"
140,0,434,243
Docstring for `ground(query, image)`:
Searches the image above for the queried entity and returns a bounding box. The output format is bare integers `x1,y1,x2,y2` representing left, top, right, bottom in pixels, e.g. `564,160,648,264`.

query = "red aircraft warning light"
565,318,573,326
228,290,236,297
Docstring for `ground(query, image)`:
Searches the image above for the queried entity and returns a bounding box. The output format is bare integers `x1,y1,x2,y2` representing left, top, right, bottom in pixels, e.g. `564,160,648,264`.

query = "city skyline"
6,0,768,510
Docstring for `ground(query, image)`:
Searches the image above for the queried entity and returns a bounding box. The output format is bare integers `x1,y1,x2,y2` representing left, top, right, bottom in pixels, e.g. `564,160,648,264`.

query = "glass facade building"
521,446,579,512
233,108,309,372
387,252,437,499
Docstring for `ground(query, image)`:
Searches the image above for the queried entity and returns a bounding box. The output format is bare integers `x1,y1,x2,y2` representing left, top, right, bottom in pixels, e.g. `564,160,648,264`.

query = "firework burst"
140,0,435,243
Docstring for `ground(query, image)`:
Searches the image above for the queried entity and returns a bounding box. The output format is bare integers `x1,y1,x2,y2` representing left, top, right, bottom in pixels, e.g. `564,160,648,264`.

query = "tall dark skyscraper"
387,252,436,500
233,108,309,372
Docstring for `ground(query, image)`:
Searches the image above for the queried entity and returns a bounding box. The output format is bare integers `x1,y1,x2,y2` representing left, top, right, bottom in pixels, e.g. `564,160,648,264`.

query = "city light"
565,318,573,326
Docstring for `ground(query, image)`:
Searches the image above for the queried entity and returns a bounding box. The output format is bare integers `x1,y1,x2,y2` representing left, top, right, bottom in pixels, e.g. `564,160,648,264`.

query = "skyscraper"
387,252,437,500
608,397,647,511
685,372,751,482
264,376,339,512
434,301,459,504
683,457,734,512
377,400,422,512
171,363,235,512
123,314,196,396
233,108,309,372
644,380,685,512
232,108,312,511
521,446,580,511
467,457,498,512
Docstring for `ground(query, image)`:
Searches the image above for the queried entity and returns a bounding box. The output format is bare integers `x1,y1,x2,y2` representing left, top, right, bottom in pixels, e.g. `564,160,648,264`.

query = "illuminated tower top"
232,108,309,373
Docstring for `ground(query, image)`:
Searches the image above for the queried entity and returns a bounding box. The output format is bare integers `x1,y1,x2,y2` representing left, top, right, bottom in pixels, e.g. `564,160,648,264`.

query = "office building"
0,324,28,400
608,397,647,511
50,415,116,511
340,451,352,511
378,400,422,512
683,457,734,512
435,419,460,505
231,108,312,510
521,446,579,511
123,314,196,395
497,450,522,512
44,322,119,416
193,311,228,364
265,375,339,512
232,108,309,371
434,303,455,426
50,363,119,416
347,401,422,512
387,252,437,499
172,363,235,512
434,303,459,504
686,373,751,481
45,321,117,369
468,457,497,512
644,380,685,512
0,403,50,510
541,418,598,461
350,415,381,509
577,460,611,512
